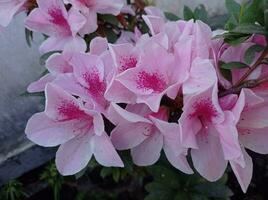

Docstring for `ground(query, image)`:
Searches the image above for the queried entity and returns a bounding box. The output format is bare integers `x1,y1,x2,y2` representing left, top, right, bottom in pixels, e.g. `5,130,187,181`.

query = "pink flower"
109,103,193,174
115,42,185,112
52,52,110,113
64,0,124,35
25,84,123,175
25,0,87,53
143,15,212,57
180,83,243,181
0,0,27,28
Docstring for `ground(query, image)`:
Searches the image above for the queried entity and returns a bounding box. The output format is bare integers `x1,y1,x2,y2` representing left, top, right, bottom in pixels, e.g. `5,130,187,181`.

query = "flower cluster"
2,0,268,193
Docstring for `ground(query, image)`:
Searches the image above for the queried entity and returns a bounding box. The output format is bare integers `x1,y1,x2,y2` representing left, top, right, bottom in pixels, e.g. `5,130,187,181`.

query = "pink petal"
111,122,151,150
68,7,87,36
44,83,84,121
240,127,268,154
0,0,26,27
142,15,165,35
92,133,124,167
230,148,253,193
27,73,56,93
164,147,193,174
56,131,93,175
90,37,108,55
131,132,163,166
144,6,165,19
25,112,77,147
214,111,244,164
183,58,217,95
191,127,228,182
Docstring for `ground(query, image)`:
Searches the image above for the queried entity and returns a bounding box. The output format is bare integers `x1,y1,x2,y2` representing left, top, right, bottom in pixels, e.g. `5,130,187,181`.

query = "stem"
219,77,268,97
234,47,268,87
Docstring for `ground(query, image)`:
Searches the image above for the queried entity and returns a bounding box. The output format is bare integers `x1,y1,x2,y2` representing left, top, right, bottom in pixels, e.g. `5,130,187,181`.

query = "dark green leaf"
145,182,175,200
225,14,239,30
99,14,119,26
220,61,249,69
20,91,44,97
183,6,195,21
147,166,180,188
244,44,265,65
25,28,33,47
112,168,120,183
239,0,264,25
194,183,233,198
40,51,61,65
194,5,208,23
232,24,268,35
225,35,250,46
165,12,180,21
265,9,268,30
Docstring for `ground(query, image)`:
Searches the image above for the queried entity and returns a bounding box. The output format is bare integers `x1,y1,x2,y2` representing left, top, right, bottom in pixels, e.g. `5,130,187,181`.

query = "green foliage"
220,61,249,70
0,180,27,200
222,0,268,45
25,28,33,47
100,151,134,183
40,163,64,200
145,165,232,200
244,44,266,65
183,5,208,23
165,12,180,21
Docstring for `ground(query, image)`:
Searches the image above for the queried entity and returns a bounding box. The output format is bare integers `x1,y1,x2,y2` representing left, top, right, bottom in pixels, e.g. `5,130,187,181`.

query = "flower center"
136,71,166,93
57,100,87,121
189,98,218,125
119,56,138,72
83,69,106,101
48,8,71,35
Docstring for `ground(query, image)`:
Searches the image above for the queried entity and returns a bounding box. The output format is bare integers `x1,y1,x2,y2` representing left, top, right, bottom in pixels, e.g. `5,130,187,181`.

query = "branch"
233,47,268,87
219,77,268,97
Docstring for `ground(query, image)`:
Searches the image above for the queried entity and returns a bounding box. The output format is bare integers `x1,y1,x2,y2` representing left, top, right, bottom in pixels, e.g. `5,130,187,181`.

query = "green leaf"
225,35,250,46
244,44,265,65
99,14,119,26
194,183,233,198
25,28,33,47
194,5,208,23
220,61,249,69
183,6,195,20
232,24,268,35
225,0,241,19
165,12,180,21
147,166,180,188
40,51,61,65
145,182,175,200
265,9,268,30
239,0,264,25
112,168,120,183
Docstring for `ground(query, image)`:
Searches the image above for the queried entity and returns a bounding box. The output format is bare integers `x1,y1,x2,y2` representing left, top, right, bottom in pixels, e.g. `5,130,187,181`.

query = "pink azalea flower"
0,0,27,28
64,0,124,35
180,83,243,182
27,41,84,93
24,0,87,53
25,84,123,175
109,103,193,174
52,52,110,113
142,15,212,57
105,42,141,104
115,42,185,112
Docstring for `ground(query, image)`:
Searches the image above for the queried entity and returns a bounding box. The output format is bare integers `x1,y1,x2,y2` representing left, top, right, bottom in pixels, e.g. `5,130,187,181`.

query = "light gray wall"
154,0,243,17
